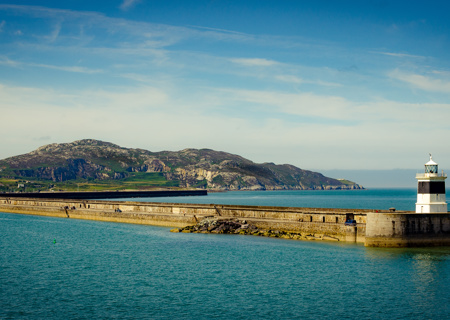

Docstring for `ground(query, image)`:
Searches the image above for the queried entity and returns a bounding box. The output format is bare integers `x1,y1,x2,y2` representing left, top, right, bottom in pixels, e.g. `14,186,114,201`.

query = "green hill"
0,139,363,192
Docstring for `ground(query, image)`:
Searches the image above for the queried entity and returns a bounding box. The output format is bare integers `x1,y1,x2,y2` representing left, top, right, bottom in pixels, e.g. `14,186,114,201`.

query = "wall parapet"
365,212,450,247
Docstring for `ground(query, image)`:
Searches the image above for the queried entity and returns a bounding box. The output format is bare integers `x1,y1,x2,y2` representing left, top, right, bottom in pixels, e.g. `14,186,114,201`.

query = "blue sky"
1,0,450,177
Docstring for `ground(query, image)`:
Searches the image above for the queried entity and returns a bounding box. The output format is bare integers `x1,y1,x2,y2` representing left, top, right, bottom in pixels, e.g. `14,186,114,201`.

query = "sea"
111,188,448,212
1,188,450,319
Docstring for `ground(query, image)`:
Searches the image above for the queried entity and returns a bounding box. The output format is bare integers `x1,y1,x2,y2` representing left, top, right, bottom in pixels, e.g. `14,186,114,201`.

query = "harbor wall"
4,197,449,246
365,212,450,247
0,189,207,199
0,197,368,243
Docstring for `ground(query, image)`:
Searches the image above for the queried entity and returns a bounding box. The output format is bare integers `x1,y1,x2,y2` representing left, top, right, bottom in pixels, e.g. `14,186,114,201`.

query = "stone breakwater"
1,196,450,247
0,189,207,199
0,196,369,243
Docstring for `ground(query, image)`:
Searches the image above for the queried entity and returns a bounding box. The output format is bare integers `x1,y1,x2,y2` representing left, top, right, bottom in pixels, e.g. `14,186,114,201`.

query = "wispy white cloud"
188,25,249,36
275,75,341,87
230,58,279,67
0,83,170,119
120,73,153,83
44,22,61,42
0,56,102,74
31,63,103,74
275,75,303,84
120,0,141,11
374,51,425,59
0,4,185,48
218,87,450,127
0,20,5,32
0,56,21,67
389,69,450,93
0,4,345,60
431,69,450,76
223,89,360,121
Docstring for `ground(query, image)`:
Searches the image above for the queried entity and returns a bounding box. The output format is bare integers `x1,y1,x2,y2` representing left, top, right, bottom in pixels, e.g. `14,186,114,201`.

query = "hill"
0,139,363,192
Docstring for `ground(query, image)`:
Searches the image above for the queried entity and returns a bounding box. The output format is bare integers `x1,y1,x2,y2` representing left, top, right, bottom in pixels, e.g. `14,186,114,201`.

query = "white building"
415,155,447,213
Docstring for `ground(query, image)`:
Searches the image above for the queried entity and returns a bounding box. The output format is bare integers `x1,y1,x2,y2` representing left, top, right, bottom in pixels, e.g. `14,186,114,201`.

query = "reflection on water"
410,251,449,307
365,247,450,261
364,247,450,315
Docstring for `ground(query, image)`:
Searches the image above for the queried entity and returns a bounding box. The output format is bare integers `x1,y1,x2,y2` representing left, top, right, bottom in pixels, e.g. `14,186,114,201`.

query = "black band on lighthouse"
418,181,445,194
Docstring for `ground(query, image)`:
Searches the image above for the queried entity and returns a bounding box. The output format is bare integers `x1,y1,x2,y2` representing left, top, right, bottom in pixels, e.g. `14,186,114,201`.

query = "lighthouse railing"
416,172,447,178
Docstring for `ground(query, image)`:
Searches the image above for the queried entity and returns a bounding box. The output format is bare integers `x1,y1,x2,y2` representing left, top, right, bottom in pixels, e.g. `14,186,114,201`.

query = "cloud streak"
120,0,141,11
0,56,20,67
230,58,279,67
374,51,425,59
31,63,103,74
0,56,103,74
275,75,341,87
390,69,450,93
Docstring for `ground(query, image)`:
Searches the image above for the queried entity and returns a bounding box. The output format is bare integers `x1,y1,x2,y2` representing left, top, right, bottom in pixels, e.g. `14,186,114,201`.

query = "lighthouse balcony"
416,172,446,178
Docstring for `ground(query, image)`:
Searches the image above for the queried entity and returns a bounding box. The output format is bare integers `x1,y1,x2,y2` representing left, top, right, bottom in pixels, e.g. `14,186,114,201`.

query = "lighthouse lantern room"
415,154,448,213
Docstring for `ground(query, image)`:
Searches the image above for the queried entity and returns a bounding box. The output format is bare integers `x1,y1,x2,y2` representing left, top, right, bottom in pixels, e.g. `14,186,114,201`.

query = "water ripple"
1,212,450,319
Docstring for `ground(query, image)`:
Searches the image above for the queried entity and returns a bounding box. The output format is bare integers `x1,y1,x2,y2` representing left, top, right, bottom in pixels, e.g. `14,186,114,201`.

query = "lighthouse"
415,155,448,213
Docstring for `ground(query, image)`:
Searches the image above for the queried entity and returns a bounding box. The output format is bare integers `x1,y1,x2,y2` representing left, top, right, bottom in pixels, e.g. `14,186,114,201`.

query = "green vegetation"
120,172,179,187
212,175,224,184
0,178,54,193
0,171,180,193
191,179,207,188
235,176,248,187
337,179,356,185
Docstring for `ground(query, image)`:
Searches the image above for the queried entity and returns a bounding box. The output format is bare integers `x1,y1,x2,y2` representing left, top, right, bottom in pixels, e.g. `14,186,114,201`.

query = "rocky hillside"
0,139,363,191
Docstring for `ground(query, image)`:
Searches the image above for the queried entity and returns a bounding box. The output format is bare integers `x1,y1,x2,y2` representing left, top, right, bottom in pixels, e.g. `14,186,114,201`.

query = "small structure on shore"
415,154,447,213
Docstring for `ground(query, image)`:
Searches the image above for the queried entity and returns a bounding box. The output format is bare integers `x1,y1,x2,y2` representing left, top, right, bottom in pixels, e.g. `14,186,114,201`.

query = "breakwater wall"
366,212,450,247
0,189,207,199
2,197,449,247
0,197,368,243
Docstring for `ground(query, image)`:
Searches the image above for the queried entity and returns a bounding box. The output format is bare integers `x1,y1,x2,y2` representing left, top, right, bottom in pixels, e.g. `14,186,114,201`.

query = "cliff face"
0,139,363,191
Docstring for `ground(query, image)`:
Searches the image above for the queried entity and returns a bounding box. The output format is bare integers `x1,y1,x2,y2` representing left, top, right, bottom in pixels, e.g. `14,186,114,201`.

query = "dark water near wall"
1,210,450,320
113,188,450,211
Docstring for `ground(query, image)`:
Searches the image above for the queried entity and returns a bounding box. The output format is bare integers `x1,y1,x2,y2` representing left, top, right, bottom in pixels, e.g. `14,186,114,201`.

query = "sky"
1,0,450,186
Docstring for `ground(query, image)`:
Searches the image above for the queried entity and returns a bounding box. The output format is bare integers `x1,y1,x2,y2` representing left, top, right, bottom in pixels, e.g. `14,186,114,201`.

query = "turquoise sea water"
1,189,450,319
114,188,450,211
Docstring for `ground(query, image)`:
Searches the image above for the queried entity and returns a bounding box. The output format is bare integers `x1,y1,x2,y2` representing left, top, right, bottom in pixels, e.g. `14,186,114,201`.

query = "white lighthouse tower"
415,155,447,213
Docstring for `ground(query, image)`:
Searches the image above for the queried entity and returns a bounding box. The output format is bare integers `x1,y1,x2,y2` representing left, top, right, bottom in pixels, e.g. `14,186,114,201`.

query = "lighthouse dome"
424,154,438,174
426,157,438,166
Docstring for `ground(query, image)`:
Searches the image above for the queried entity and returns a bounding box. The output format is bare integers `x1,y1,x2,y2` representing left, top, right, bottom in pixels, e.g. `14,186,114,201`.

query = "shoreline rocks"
170,218,338,241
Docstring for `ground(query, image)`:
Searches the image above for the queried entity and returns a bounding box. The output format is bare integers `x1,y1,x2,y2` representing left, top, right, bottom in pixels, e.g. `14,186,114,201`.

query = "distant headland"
0,139,363,193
